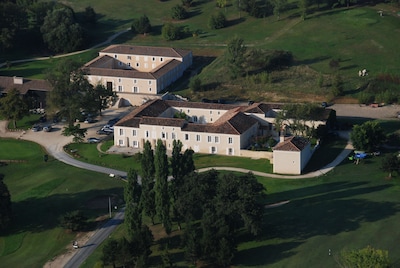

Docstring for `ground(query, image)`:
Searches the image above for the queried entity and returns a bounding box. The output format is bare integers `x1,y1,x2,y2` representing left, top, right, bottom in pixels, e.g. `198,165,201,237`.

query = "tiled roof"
165,100,241,110
100,45,191,58
116,99,258,135
274,136,310,151
242,102,284,114
0,76,52,95
85,66,156,79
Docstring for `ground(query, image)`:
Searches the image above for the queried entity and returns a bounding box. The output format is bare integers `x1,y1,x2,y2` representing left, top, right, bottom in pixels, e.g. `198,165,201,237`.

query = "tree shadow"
234,181,397,265
225,17,246,28
9,187,123,235
294,56,331,66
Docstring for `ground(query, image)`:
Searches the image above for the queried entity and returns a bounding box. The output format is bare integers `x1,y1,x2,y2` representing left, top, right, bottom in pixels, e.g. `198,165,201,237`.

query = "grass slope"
0,138,124,267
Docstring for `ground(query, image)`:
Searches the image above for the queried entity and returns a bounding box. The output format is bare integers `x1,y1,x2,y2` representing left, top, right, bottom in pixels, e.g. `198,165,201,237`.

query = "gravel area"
329,104,400,119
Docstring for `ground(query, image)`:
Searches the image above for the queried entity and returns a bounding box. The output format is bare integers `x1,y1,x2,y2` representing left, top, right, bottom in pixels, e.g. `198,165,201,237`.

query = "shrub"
162,23,181,40
171,4,188,20
189,76,202,91
208,11,226,29
131,15,152,35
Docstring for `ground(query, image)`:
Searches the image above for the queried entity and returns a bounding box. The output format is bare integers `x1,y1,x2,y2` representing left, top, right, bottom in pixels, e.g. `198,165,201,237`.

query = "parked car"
43,125,52,132
32,124,42,132
84,117,95,123
96,129,112,135
87,137,101,143
107,117,120,126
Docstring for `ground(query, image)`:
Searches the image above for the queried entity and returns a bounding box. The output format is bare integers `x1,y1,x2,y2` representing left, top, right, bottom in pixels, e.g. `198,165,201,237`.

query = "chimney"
280,134,285,143
13,76,23,85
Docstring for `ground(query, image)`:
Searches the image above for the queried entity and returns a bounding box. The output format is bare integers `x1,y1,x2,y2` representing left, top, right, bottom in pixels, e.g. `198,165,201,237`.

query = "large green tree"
40,7,84,53
84,83,116,116
0,88,29,128
140,141,157,224
124,169,142,239
381,153,400,178
0,1,26,51
46,59,93,141
131,15,152,35
350,121,385,152
225,36,247,78
154,139,171,234
0,175,12,231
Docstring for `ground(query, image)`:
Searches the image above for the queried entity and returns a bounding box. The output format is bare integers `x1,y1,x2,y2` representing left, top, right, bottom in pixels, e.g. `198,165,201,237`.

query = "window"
149,81,152,85
128,62,131,67
196,134,200,141
162,132,166,139
119,139,123,145
228,148,233,155
207,136,212,143
118,85,123,92
185,134,189,140
132,130,137,136
106,82,113,90
149,88,152,92
134,79,137,84
172,133,176,139
210,111,212,114
136,63,139,67
146,131,149,138
114,55,117,59
152,57,155,61
118,62,122,66
211,146,216,154
127,56,131,60
133,141,138,148
133,86,138,93
215,136,219,143
228,137,233,144
192,116,198,122
119,129,123,135
118,78,122,82
160,57,163,62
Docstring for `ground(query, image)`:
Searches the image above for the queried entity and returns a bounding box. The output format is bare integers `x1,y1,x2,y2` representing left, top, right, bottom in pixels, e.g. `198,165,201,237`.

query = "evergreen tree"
124,169,142,239
131,14,152,35
140,141,157,224
154,139,171,234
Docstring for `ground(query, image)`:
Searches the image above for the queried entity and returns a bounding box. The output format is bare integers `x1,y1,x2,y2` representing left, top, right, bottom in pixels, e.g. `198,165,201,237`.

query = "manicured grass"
0,138,124,268
7,114,42,130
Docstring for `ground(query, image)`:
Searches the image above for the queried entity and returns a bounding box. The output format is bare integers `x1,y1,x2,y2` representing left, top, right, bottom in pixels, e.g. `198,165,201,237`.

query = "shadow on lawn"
10,187,123,234
235,181,398,266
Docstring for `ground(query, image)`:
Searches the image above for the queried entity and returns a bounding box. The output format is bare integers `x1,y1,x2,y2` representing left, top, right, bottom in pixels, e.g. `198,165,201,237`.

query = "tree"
171,4,187,20
0,175,12,231
298,0,309,20
131,15,152,35
182,0,194,7
162,23,181,41
332,73,344,97
124,169,142,239
225,36,247,78
41,7,85,53
83,6,97,24
189,76,202,91
381,154,400,178
350,121,385,152
140,141,157,224
62,124,87,143
60,210,87,231
130,225,154,267
154,139,171,233
338,245,390,268
84,83,116,116
101,238,119,268
271,0,287,20
0,1,26,51
0,88,29,128
46,59,93,139
208,11,227,29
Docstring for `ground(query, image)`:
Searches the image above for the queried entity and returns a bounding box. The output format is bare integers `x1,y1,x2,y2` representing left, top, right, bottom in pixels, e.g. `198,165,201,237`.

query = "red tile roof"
273,136,310,151
100,45,191,58
0,76,52,95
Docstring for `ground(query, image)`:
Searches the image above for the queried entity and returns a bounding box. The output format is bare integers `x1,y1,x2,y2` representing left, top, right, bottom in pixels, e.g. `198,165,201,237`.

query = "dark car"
96,129,112,135
32,125,42,132
87,137,101,143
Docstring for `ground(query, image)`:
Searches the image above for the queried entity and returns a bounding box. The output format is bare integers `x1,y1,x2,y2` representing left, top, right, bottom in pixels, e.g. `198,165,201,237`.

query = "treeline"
104,139,266,267
0,0,97,55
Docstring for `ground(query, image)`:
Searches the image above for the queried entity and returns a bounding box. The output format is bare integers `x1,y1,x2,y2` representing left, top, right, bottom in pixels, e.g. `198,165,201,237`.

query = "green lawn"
0,138,125,268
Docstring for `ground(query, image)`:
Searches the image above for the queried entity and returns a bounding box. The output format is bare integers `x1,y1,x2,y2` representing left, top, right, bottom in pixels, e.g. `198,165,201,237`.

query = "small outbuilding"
273,136,312,175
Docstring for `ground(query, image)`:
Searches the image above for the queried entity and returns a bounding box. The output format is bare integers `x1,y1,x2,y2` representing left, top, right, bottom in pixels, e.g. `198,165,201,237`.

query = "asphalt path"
64,208,125,268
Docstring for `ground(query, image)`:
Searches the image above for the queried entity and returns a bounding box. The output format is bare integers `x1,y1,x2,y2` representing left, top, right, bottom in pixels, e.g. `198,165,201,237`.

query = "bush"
131,15,152,35
171,4,188,20
162,23,181,40
189,76,202,91
208,11,226,29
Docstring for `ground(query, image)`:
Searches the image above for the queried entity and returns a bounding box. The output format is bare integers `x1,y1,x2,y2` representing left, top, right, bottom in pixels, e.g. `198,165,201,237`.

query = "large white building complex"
84,45,193,106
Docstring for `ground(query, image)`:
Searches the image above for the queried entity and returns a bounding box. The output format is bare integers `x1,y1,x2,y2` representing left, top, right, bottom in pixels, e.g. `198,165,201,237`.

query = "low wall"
239,150,273,160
